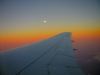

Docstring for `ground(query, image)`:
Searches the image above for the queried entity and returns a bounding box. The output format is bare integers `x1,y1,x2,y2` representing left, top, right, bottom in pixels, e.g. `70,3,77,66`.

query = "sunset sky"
0,0,100,61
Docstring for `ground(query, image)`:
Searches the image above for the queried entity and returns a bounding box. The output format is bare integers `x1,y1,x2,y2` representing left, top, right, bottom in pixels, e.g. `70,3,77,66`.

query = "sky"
0,0,100,62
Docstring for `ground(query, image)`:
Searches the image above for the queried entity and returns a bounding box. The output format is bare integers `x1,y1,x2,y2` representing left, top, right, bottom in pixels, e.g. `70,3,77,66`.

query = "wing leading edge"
0,32,85,75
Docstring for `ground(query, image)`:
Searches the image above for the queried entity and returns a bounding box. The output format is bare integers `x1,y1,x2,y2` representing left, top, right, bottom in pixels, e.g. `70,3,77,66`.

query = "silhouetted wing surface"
0,32,85,75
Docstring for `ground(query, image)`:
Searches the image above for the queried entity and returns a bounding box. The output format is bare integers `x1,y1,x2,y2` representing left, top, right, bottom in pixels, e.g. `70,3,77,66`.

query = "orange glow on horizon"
0,29,100,51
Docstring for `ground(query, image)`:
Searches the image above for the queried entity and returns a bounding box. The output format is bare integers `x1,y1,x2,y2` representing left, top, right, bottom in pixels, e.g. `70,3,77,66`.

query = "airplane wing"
0,32,85,75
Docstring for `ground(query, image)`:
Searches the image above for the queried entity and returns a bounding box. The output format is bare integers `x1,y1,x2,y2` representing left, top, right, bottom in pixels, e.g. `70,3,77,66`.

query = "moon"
43,20,47,23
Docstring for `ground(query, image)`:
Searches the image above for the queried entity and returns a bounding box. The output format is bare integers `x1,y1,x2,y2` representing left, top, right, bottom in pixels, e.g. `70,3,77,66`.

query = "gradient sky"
0,0,100,62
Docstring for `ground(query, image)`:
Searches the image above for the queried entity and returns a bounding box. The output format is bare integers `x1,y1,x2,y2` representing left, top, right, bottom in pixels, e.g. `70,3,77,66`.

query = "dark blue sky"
0,0,100,36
